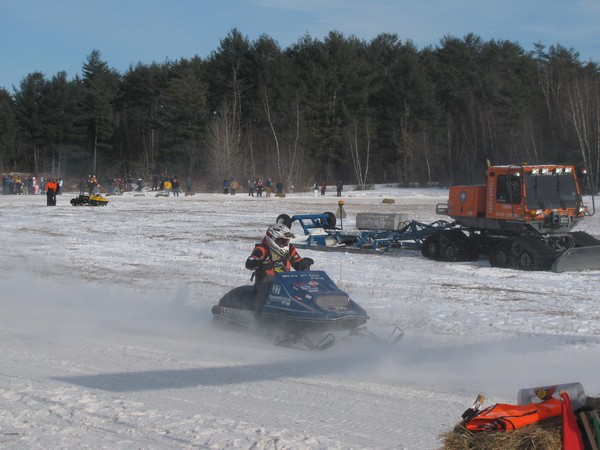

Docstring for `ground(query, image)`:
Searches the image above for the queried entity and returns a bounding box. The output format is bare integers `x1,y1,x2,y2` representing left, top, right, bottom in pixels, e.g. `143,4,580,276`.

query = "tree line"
0,29,598,192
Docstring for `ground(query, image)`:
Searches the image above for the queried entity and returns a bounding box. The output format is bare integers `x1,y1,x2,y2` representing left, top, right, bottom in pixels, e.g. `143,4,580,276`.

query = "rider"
246,223,314,318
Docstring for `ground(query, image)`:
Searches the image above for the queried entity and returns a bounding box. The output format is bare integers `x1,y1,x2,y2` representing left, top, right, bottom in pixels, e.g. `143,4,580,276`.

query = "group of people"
79,175,100,194
2,175,62,196
222,178,240,195
150,174,193,194
313,180,343,197
247,178,273,197
161,176,182,196
80,175,143,195
221,177,285,197
8,171,344,213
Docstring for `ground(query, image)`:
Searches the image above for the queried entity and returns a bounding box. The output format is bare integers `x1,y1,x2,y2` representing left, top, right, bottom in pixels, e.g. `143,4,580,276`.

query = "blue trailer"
275,212,454,252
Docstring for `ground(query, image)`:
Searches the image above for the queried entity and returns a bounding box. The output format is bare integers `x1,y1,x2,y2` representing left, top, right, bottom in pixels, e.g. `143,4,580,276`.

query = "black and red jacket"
245,238,305,283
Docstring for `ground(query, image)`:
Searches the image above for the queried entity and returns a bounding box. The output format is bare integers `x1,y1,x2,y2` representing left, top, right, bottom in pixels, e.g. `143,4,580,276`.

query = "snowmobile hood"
262,270,368,323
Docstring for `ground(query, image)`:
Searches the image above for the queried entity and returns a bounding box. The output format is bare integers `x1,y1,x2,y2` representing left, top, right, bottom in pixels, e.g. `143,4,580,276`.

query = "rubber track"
513,236,560,271
570,231,600,247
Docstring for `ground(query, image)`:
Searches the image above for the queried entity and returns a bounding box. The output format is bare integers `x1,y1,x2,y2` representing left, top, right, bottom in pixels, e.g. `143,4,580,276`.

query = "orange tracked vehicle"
421,164,600,272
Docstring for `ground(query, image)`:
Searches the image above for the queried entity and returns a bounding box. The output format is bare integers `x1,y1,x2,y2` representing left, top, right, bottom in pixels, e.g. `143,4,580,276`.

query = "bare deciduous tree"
567,73,599,191
206,101,241,182
348,119,370,188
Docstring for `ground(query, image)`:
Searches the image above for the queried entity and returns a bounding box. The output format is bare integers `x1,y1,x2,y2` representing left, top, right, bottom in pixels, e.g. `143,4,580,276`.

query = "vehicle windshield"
524,172,579,210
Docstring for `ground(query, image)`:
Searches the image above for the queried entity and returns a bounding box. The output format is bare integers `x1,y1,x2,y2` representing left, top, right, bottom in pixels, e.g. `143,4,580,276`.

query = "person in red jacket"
46,178,58,206
246,223,314,318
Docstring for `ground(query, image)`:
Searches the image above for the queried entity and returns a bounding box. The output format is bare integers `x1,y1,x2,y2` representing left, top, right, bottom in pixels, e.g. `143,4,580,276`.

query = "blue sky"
1,0,599,92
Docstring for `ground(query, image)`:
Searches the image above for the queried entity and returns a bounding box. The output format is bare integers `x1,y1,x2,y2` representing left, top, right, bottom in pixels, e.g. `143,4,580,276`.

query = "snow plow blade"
552,246,600,273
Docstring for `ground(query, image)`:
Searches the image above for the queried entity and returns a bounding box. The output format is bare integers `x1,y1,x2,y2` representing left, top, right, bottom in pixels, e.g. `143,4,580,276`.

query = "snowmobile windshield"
525,172,579,210
315,294,349,309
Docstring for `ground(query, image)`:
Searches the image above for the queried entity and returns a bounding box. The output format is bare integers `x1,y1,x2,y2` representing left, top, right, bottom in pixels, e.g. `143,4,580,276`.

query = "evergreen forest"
1,29,599,192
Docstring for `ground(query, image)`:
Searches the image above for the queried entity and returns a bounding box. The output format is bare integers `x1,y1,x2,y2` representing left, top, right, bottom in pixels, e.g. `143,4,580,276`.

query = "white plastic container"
517,382,587,410
355,212,409,231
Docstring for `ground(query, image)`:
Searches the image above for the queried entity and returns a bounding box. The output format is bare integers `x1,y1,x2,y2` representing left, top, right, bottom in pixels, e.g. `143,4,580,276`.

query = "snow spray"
517,382,587,410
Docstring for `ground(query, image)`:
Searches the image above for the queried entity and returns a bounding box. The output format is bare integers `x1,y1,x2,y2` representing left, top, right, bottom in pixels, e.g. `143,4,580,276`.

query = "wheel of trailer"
489,242,515,268
421,234,440,260
322,211,336,229
276,214,292,228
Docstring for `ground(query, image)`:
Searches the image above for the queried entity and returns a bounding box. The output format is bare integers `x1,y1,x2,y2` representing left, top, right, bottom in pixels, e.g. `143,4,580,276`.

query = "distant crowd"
75,174,191,197
221,177,285,197
3,173,345,198
2,175,63,196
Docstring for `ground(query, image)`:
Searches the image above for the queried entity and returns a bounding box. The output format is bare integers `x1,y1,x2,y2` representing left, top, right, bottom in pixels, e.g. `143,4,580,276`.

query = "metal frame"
287,213,454,252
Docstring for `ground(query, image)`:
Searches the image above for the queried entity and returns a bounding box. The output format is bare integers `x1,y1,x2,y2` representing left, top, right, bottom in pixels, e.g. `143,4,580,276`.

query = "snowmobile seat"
218,285,256,310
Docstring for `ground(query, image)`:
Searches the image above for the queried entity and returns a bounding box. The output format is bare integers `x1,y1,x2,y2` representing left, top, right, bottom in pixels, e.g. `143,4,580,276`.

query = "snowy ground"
1,186,600,449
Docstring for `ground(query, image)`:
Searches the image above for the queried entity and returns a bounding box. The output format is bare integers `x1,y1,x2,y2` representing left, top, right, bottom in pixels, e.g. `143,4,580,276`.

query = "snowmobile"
211,270,403,350
70,194,109,206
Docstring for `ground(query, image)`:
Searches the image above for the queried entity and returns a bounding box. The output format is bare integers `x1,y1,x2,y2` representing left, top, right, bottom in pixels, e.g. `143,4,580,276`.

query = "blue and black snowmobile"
211,270,402,350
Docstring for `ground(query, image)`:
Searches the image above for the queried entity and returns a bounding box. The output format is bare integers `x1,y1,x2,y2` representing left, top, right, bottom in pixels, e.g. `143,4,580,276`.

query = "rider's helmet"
265,223,295,256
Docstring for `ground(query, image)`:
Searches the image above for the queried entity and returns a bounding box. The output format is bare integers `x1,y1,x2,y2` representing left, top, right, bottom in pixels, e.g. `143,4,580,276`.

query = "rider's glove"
297,258,314,271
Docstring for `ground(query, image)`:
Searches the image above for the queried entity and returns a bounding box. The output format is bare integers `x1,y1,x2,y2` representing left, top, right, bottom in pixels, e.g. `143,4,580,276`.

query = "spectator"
186,176,193,194
87,175,97,194
336,180,343,197
163,178,172,196
230,178,239,195
46,178,58,206
248,179,255,197
172,176,180,197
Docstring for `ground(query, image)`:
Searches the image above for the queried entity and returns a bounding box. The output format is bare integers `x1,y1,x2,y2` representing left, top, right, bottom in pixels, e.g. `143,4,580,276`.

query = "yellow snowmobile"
70,194,109,206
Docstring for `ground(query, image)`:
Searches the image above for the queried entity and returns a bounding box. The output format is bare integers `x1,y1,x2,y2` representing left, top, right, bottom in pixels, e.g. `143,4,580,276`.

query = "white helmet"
265,223,295,256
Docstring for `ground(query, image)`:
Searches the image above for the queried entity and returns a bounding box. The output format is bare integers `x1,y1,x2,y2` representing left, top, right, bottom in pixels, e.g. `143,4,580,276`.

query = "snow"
1,186,600,449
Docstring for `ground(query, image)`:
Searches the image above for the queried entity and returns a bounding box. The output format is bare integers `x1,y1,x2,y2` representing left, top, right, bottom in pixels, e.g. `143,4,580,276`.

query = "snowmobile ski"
275,332,336,351
348,325,404,345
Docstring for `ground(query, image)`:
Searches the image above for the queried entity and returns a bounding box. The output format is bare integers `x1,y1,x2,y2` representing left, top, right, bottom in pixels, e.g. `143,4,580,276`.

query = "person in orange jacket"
245,223,314,318
46,178,58,206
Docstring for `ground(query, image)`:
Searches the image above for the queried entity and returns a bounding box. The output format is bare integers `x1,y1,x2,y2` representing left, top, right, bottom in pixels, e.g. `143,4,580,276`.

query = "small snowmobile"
70,194,109,206
211,270,403,350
